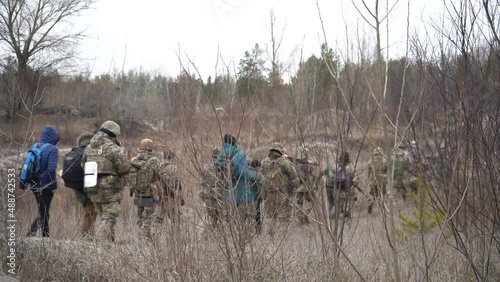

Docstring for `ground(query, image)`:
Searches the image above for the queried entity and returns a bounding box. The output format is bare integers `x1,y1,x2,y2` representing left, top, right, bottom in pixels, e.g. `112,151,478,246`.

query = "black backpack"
62,147,85,190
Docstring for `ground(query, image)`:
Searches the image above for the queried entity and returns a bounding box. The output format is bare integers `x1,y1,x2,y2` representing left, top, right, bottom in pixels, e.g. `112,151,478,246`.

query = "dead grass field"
1,115,498,282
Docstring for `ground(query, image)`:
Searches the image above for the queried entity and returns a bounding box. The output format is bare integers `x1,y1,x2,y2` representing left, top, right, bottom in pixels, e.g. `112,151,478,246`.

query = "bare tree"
0,0,94,122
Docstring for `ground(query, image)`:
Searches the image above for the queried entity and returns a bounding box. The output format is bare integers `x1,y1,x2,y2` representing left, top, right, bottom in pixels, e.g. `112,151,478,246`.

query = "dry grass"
13,178,492,282
2,115,498,282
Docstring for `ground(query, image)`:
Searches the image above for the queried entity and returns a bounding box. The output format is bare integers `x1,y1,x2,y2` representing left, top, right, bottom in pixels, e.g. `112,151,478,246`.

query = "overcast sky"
76,0,442,81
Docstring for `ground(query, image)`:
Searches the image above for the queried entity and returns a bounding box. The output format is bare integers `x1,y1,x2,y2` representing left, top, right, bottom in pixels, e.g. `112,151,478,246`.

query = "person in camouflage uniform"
367,147,387,214
81,121,131,242
295,146,322,224
249,159,263,234
157,148,184,224
332,151,360,219
403,141,422,195
199,147,224,228
393,145,410,199
323,163,336,219
129,139,161,239
261,142,300,236
73,133,97,236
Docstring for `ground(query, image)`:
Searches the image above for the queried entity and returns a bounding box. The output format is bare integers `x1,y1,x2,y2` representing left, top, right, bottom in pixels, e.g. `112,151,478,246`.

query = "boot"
368,203,373,214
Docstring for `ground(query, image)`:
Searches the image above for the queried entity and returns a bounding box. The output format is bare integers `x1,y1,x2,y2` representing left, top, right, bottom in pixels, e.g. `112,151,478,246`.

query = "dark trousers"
255,196,263,232
28,189,54,237
326,186,335,210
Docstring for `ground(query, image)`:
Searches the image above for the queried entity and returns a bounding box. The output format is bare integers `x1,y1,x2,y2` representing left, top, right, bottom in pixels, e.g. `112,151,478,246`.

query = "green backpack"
129,158,155,195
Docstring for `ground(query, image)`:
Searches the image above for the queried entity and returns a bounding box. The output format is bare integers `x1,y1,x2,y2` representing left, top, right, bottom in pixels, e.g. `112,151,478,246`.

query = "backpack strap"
39,143,50,151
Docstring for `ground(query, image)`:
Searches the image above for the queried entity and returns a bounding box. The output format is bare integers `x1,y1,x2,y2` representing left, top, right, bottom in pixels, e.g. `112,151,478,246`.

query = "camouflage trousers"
157,196,183,224
396,177,418,200
200,195,223,228
264,192,295,237
94,201,121,242
296,192,313,224
81,201,97,237
335,188,356,219
368,182,387,205
137,205,155,239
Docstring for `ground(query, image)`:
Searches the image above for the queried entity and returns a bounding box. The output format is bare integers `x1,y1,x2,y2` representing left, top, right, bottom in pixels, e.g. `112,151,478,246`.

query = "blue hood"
39,125,60,145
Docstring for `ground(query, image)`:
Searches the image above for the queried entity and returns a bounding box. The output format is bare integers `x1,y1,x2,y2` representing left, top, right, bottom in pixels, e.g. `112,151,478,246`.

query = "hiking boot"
368,203,373,214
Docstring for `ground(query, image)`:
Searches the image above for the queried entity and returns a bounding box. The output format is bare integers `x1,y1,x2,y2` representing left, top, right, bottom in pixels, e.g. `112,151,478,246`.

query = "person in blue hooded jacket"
216,134,259,221
21,125,60,237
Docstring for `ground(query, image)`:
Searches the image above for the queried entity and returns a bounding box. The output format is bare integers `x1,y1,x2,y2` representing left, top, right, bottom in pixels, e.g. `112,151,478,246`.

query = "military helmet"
212,147,220,158
270,142,285,155
100,120,121,137
139,139,154,151
163,148,175,159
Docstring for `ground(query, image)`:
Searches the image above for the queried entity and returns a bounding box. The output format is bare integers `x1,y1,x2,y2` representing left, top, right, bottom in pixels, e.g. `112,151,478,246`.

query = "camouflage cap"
100,120,121,137
270,142,285,155
139,139,154,151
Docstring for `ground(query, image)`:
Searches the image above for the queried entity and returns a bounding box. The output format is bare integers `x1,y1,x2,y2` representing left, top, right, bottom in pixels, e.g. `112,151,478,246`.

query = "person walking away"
129,139,161,239
260,142,300,236
157,148,184,224
215,134,259,226
295,146,321,224
249,159,263,233
393,145,410,200
199,147,224,228
62,133,97,237
367,147,387,214
21,125,60,237
81,120,131,242
333,151,361,219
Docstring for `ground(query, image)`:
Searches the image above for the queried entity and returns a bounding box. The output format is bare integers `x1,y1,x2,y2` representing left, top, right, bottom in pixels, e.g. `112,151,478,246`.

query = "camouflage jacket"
199,163,224,200
129,150,161,198
367,155,388,184
160,161,182,199
295,159,322,192
82,131,130,202
261,152,300,195
330,161,360,190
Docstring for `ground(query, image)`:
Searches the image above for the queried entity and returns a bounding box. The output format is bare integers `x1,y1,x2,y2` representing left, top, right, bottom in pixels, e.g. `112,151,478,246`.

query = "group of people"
199,134,420,236
198,134,363,236
20,121,183,241
20,121,419,241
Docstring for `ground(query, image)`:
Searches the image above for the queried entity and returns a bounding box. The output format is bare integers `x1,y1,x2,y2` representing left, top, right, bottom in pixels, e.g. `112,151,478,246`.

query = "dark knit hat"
223,134,237,146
